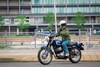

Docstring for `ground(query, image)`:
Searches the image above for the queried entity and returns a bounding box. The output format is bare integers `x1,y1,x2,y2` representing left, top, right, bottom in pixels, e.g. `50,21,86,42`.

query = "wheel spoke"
69,48,81,63
38,49,52,65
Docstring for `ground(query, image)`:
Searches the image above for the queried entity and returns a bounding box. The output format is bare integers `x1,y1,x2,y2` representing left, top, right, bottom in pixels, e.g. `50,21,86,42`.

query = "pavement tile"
0,49,100,62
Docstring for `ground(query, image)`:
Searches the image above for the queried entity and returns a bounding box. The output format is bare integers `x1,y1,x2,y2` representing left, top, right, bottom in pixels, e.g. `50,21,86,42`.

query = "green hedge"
0,42,6,49
16,34,31,36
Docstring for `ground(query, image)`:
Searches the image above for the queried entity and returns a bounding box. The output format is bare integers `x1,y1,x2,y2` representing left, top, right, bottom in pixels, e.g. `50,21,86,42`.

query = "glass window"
34,17,43,24
32,7,43,13
99,7,100,12
40,0,43,4
67,0,78,4
73,7,78,13
96,0,100,3
56,7,64,13
78,0,90,4
74,7,91,13
43,7,53,13
32,0,40,4
90,7,96,13
43,0,54,4
66,0,69,4
84,7,90,13
66,7,72,13
90,0,96,4
32,0,45,4
32,0,99,4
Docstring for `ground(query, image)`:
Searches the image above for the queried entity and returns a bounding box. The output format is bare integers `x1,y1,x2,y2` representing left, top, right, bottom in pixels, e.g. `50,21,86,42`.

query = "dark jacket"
56,27,70,40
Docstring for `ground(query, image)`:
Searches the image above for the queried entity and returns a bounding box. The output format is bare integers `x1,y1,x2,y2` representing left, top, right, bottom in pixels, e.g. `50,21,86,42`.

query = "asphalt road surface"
0,62,100,67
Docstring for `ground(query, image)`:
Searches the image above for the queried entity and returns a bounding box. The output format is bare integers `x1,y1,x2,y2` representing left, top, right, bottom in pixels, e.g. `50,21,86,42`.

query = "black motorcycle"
38,35,84,65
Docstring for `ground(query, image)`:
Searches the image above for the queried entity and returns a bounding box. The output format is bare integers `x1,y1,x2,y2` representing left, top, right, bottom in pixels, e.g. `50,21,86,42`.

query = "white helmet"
59,20,66,25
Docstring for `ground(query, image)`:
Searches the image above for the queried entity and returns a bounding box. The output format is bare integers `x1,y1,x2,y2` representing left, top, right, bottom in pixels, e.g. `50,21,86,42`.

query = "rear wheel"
69,47,81,63
38,48,52,65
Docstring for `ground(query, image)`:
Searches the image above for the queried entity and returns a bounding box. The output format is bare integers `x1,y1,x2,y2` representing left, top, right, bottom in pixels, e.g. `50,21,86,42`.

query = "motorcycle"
38,35,84,65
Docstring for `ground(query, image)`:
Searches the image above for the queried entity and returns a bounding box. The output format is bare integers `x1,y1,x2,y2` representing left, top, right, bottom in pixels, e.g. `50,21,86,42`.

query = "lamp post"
54,0,57,33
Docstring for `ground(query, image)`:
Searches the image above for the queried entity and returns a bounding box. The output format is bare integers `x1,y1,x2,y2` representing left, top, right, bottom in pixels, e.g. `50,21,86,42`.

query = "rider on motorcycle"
54,20,70,56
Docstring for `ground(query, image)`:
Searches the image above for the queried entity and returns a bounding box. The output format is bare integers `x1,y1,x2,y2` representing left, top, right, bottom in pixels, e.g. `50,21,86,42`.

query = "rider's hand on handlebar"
49,35,55,38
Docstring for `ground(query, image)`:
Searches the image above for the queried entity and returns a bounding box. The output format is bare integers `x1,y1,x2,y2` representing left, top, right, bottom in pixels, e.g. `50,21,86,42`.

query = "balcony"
0,9,7,14
3,17,100,27
0,0,7,6
9,9,19,14
20,9,31,14
9,1,19,6
4,19,11,25
20,1,31,6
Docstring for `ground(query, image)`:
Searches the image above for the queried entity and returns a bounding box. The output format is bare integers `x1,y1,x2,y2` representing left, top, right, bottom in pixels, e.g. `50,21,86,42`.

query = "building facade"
0,0,100,35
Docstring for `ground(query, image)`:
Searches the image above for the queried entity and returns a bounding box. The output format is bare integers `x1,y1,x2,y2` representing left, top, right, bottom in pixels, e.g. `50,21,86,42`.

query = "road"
0,62,100,67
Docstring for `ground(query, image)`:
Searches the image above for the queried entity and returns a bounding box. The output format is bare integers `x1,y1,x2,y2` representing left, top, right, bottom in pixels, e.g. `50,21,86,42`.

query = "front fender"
41,46,48,49
40,46,53,55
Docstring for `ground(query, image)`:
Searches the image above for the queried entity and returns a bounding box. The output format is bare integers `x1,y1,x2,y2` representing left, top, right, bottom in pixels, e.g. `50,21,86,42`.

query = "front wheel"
38,48,52,65
69,47,81,63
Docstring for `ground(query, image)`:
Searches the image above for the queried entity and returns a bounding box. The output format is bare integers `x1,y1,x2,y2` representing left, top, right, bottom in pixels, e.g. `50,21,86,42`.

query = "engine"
53,40,65,57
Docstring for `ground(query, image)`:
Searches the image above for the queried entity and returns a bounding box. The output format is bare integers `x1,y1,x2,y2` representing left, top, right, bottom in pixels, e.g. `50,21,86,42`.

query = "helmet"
59,20,66,25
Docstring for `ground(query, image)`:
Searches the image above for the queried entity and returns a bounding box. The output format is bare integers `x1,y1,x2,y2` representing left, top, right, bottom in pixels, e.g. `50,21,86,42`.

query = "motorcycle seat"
69,42,77,45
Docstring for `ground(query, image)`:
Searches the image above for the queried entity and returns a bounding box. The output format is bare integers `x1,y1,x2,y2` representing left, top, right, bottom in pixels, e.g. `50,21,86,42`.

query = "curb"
0,54,100,62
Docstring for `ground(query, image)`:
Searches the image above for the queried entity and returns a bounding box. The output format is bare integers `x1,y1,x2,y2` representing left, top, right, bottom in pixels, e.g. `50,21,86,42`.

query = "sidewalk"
0,48,100,62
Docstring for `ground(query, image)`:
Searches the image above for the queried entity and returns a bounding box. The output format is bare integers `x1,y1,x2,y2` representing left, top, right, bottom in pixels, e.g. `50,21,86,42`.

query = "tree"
97,18,100,23
16,15,30,33
72,12,86,42
44,12,55,31
0,16,4,29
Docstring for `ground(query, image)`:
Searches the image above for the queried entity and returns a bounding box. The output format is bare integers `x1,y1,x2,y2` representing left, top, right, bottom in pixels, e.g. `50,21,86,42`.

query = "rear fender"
75,43,84,50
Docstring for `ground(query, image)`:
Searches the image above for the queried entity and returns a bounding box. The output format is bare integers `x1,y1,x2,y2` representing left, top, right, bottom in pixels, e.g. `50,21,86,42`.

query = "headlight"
45,36,49,42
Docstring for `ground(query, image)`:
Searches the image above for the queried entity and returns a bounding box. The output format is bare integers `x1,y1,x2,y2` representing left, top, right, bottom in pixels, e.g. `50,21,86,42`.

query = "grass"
0,58,16,62
0,42,6,49
16,34,32,36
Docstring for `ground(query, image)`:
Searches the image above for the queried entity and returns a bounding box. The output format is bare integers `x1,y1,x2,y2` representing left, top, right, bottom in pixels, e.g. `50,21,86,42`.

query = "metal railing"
0,32,48,48
0,32,100,49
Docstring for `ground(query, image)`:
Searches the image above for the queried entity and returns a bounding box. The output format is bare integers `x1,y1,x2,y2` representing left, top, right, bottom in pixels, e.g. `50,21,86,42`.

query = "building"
0,0,100,35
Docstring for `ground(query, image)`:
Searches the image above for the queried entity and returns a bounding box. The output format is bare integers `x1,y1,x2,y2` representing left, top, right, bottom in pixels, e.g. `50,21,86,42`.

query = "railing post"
86,28,90,49
5,30,7,47
34,29,37,48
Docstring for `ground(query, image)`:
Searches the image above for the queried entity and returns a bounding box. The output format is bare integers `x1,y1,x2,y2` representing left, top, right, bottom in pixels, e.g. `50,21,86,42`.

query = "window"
67,0,78,4
33,0,39,4
34,17,43,24
72,7,78,13
32,7,54,14
90,0,96,4
66,7,72,13
43,0,53,4
32,7,43,13
83,7,90,13
78,0,90,4
98,7,100,12
14,19,20,24
56,7,65,13
96,0,100,3
4,19,11,25
25,19,30,23
90,7,98,13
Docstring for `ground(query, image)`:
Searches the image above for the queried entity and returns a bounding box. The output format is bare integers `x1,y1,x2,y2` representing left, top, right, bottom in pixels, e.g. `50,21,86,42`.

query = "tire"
69,47,81,63
38,48,52,65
